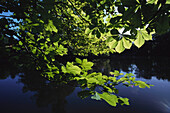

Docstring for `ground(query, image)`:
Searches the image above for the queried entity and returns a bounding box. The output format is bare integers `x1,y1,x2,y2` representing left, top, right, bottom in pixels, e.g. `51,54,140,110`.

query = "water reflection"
160,100,170,113
0,56,170,113
19,72,75,113
92,56,170,81
0,60,75,113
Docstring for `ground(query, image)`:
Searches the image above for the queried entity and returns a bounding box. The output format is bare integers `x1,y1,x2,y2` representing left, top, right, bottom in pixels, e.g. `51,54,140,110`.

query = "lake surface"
0,56,170,113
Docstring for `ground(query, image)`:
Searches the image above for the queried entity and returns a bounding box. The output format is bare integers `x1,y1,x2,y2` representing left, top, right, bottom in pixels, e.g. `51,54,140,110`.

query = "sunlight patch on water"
159,99,170,113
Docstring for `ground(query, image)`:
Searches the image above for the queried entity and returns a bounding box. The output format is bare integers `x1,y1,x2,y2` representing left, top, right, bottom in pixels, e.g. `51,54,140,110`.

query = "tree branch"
67,0,92,25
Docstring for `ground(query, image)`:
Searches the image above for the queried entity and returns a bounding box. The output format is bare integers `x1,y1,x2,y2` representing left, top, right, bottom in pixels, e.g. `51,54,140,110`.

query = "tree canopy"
0,0,170,107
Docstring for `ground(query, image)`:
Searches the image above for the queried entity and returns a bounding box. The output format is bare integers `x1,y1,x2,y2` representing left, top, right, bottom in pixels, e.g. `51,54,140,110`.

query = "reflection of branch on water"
0,58,75,113
92,57,170,81
92,59,111,75
19,71,75,113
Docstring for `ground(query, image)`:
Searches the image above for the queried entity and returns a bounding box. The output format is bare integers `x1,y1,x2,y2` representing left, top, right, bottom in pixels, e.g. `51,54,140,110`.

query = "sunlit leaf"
119,97,130,105
98,92,118,106
65,62,82,75
122,37,132,49
87,78,99,84
134,81,150,88
75,58,82,64
134,30,145,48
107,39,118,49
140,29,152,40
81,59,94,71
115,40,125,53
85,28,91,34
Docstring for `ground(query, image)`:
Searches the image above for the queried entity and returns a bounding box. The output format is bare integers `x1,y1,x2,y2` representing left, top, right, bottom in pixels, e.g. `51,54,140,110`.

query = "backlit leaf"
98,92,118,106
119,97,130,105
85,28,91,34
134,81,150,88
122,37,132,49
115,40,125,53
140,29,152,40
75,58,82,64
81,59,94,71
107,39,118,49
65,62,82,75
134,30,145,48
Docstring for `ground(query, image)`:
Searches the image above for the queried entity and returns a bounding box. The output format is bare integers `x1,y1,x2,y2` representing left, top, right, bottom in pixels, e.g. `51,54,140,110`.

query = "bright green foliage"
134,29,153,48
122,38,132,49
134,80,151,88
98,92,118,106
0,0,169,107
73,60,152,106
76,58,94,71
45,20,58,33
115,40,125,53
119,97,130,106
61,62,82,75
134,30,145,48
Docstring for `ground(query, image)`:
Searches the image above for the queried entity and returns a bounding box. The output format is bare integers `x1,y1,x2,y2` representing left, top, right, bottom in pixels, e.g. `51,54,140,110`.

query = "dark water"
1,56,170,113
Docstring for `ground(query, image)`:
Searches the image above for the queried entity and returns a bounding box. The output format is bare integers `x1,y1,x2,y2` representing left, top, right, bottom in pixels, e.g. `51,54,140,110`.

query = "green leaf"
91,92,101,100
45,20,58,33
98,92,118,106
166,0,170,4
75,58,82,64
100,0,106,4
87,78,99,84
134,81,150,88
140,29,152,40
106,37,114,43
107,39,118,49
134,30,145,48
119,97,130,105
81,59,94,71
110,70,120,77
32,48,36,54
103,86,113,93
66,62,82,75
147,0,158,4
122,37,132,49
18,41,23,46
85,28,91,34
61,66,67,73
115,40,125,53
